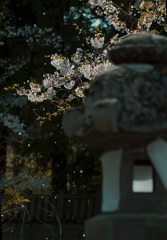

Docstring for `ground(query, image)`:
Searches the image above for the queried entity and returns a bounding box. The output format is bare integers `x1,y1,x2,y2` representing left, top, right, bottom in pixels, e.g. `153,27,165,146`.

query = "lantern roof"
63,31,167,150
108,31,167,64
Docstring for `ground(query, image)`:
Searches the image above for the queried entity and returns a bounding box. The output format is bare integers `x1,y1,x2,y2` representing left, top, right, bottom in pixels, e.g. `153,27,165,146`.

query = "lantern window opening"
132,159,154,193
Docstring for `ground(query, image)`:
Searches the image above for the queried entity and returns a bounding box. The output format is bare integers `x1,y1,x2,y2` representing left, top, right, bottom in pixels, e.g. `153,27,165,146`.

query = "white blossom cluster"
91,35,105,48
88,0,167,33
71,48,84,65
86,33,105,48
79,60,113,80
16,44,114,103
88,0,107,8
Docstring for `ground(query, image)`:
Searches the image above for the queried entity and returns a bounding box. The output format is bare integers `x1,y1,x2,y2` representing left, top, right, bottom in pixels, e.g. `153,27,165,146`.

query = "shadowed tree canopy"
0,0,107,194
2,0,163,194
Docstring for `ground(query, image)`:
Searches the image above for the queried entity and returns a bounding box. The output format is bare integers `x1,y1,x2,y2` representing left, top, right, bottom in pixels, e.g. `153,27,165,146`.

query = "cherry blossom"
89,33,105,48
43,78,53,89
52,79,66,88
13,0,167,124
79,64,96,80
44,87,56,100
75,86,85,98
51,54,70,70
88,0,166,33
28,93,45,103
29,82,42,93
64,80,75,90
17,88,31,96
88,0,107,8
65,94,76,102
79,60,113,80
60,67,69,76
71,48,84,65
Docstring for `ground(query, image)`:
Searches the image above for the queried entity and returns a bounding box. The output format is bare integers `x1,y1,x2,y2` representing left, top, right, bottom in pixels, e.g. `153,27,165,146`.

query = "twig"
20,207,26,240
158,18,167,34
25,195,62,240
28,210,54,240
2,207,24,216
2,212,17,229
42,195,62,240
2,227,15,234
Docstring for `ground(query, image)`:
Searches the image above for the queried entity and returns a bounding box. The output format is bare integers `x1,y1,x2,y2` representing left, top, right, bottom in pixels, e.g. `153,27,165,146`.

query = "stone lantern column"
63,31,167,240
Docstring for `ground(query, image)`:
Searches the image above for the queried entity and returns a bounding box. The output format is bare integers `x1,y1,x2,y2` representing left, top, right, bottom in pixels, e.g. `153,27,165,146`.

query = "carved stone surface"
85,213,167,240
108,31,167,64
63,32,167,148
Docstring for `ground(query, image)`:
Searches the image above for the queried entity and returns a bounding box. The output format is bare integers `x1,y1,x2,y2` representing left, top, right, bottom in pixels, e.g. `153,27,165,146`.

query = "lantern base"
85,213,167,240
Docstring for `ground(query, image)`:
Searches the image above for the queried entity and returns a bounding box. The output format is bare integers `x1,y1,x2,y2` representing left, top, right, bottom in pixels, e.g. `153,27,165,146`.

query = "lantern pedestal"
85,213,167,240
84,146,167,240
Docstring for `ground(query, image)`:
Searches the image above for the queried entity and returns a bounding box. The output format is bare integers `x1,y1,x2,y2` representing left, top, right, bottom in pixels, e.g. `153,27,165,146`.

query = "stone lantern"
63,31,167,240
